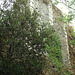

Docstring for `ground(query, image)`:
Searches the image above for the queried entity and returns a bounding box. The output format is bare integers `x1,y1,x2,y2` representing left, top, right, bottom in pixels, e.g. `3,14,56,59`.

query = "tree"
52,0,75,10
52,0,75,23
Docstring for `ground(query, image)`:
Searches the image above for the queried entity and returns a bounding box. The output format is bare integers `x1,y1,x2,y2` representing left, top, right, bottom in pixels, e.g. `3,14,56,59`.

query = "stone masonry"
27,0,71,67
52,5,71,67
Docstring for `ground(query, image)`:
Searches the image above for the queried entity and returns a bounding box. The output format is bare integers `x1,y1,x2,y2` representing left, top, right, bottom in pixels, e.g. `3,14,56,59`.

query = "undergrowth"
45,26,72,75
45,26,63,68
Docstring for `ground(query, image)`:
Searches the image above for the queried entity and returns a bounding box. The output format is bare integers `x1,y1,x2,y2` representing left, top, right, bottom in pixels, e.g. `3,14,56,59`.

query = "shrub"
0,0,46,75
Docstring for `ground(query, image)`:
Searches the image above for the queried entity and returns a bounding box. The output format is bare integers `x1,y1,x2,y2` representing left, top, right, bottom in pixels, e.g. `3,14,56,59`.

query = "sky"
57,3,69,14
0,0,3,5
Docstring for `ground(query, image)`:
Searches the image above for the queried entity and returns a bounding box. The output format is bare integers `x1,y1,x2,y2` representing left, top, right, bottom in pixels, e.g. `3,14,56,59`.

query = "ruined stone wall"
27,0,71,67
52,5,71,67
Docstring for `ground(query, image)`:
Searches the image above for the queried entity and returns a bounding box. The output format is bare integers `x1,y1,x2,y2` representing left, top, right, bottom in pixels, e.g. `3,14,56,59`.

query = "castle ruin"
27,0,71,67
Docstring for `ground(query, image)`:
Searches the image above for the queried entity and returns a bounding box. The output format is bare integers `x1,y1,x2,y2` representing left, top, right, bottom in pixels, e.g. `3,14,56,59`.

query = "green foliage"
72,65,75,69
71,40,75,45
70,27,75,45
44,26,63,69
58,15,64,22
0,0,46,75
65,72,71,75
63,13,74,24
70,28,75,38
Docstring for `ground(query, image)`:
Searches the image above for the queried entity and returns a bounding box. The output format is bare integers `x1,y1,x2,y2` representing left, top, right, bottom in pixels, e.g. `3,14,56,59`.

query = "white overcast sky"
0,0,3,4
0,0,75,29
